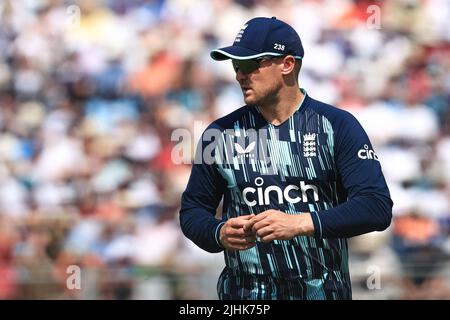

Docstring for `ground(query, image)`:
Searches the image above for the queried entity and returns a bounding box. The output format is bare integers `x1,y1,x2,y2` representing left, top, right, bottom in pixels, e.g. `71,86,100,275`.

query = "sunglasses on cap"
231,56,284,75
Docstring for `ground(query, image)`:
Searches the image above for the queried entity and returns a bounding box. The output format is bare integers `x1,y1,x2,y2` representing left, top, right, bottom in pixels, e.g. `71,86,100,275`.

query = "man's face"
232,56,284,106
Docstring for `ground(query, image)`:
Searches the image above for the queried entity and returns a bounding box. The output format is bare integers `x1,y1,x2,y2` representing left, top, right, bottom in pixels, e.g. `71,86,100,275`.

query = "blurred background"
0,0,449,300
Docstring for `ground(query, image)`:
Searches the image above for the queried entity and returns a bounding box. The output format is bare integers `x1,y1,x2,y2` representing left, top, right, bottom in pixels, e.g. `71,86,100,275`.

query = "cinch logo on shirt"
358,144,379,161
242,177,320,207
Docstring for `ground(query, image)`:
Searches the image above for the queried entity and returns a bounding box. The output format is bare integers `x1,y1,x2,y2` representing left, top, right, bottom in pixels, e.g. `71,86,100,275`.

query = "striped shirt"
180,89,392,299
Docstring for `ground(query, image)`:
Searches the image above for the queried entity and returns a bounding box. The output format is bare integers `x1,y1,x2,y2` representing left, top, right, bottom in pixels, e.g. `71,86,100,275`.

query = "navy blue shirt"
180,90,392,283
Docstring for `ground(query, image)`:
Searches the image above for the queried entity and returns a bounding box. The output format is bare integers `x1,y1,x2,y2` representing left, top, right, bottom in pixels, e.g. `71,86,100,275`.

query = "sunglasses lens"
232,59,260,74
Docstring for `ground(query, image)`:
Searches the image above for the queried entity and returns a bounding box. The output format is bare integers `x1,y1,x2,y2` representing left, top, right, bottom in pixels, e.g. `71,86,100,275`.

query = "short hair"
294,59,302,81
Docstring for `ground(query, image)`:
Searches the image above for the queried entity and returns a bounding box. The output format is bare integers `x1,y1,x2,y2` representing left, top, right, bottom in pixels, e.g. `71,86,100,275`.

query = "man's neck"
258,87,304,126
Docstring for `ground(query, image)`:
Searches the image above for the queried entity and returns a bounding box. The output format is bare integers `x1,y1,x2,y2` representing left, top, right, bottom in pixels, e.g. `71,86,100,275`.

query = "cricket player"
180,17,393,300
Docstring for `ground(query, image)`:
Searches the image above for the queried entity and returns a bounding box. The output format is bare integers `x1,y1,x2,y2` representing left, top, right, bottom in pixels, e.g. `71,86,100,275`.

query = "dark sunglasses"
231,56,283,74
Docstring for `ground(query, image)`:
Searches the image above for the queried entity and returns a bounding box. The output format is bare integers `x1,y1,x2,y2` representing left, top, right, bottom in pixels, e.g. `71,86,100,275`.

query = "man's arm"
179,130,227,253
309,110,393,239
180,126,258,252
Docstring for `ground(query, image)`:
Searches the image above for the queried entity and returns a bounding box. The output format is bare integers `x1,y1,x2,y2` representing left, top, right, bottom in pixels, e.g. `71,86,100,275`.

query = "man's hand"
243,209,314,243
219,214,257,250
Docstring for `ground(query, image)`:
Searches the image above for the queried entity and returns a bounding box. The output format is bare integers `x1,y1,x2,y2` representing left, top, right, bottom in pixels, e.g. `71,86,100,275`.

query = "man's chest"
214,129,336,191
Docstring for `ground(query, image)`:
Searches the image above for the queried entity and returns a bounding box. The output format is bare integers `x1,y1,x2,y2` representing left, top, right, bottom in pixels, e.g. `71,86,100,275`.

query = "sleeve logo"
358,144,379,161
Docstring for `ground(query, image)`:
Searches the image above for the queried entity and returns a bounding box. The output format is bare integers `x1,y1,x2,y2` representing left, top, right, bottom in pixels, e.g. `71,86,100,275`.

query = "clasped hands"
219,209,314,251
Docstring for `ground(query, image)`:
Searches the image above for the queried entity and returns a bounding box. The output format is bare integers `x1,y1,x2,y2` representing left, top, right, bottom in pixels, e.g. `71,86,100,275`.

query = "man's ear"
280,56,296,76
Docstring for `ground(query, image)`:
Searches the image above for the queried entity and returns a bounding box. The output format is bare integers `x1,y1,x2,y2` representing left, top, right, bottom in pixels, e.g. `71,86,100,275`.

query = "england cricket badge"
303,132,317,157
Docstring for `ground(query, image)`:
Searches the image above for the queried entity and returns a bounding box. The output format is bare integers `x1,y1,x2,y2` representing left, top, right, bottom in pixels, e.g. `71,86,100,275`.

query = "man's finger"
227,238,257,246
243,213,268,230
256,226,273,238
239,214,255,220
229,214,255,228
225,231,256,242
228,219,245,228
243,219,256,232
226,237,250,245
252,219,271,232
226,227,247,237
260,235,274,243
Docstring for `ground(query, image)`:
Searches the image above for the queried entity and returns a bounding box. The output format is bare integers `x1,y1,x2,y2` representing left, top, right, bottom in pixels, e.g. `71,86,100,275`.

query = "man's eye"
232,62,240,73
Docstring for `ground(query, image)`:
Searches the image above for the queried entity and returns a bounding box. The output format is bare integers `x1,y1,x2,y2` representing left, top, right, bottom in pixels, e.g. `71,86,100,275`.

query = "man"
180,17,393,300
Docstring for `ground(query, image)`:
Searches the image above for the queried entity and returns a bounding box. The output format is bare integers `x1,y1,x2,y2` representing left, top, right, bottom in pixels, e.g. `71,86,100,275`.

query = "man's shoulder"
306,95,359,126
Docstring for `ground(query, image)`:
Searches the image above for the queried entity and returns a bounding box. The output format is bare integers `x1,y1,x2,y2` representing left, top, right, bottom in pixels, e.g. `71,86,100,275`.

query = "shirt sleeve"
179,127,227,253
310,111,393,239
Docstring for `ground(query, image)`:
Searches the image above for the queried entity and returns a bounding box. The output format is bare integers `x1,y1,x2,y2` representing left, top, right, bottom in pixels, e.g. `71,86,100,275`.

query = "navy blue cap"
211,17,304,61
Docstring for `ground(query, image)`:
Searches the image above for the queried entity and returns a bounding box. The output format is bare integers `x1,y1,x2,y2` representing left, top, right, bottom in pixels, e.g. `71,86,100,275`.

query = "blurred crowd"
0,0,449,299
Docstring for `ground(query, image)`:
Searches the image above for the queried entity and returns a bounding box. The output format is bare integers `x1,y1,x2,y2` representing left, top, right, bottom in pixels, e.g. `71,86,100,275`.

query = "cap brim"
210,46,273,61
